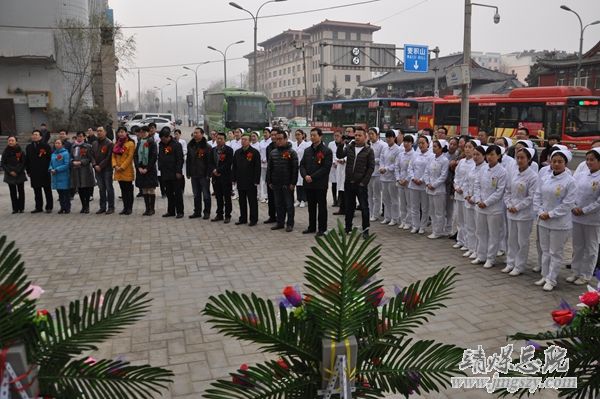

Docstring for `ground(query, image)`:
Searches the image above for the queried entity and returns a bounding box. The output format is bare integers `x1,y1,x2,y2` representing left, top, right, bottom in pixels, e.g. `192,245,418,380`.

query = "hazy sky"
111,0,600,102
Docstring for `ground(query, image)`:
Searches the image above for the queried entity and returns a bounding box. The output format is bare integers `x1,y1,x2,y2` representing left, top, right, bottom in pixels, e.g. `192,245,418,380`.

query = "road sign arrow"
414,60,419,70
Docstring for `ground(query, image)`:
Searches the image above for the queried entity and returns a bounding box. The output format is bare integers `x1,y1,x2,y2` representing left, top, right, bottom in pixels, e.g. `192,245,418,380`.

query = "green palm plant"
203,224,465,398
0,235,173,398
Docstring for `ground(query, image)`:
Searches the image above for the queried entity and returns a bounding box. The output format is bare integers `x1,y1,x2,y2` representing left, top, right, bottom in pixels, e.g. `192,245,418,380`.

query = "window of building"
350,32,357,41
595,78,600,89
345,88,351,96
356,75,360,83
288,79,291,86
332,31,338,40
339,31,346,40
345,74,351,82
288,67,291,74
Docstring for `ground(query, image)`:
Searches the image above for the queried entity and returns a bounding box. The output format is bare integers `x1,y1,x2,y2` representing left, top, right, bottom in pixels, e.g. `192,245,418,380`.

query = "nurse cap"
436,139,448,150
516,139,534,149
551,148,573,162
392,129,400,137
470,139,481,147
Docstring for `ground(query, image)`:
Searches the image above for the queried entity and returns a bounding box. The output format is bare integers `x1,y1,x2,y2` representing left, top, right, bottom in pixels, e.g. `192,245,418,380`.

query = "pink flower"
27,285,44,300
84,356,97,365
283,286,302,307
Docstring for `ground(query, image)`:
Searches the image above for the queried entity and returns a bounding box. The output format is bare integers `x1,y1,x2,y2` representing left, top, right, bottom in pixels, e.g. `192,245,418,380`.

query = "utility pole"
460,0,471,136
432,46,440,97
137,69,141,111
319,42,327,101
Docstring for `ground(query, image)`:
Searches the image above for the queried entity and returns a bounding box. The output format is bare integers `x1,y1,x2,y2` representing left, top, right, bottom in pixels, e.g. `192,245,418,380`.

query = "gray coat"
70,142,95,188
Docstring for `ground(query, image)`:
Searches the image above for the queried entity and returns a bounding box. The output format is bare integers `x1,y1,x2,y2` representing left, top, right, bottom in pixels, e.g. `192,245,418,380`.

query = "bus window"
435,104,461,125
418,102,433,116
566,102,600,136
520,105,544,123
355,106,367,125
545,107,563,138
367,110,377,127
496,104,519,128
478,106,495,133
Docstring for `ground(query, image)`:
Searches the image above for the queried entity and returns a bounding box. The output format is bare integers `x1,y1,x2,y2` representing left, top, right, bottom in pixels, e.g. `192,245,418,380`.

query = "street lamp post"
167,74,188,124
460,1,500,136
153,84,171,113
559,5,600,85
208,41,245,89
184,61,210,126
229,0,287,92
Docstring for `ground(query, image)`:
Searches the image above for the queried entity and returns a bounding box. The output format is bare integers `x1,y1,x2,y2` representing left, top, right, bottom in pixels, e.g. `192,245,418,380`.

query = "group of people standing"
3,123,599,290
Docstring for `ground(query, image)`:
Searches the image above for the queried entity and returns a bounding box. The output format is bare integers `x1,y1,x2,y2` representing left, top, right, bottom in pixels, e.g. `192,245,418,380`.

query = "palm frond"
39,358,173,399
0,236,37,346
359,338,465,395
203,292,320,361
359,267,458,358
304,224,383,341
203,360,318,399
34,286,151,366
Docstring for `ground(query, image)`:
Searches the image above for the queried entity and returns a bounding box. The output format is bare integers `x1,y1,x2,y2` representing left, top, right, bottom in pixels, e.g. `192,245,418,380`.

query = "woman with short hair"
70,131,95,213
1,136,27,213
49,138,71,214
112,126,136,215
134,127,159,215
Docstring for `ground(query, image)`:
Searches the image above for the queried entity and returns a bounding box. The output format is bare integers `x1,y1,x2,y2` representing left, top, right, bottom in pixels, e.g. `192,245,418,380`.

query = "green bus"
203,89,273,132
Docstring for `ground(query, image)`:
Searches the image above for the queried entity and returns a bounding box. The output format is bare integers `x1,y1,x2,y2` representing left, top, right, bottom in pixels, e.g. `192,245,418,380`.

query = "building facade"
244,20,396,118
360,53,522,98
471,51,501,71
0,0,117,135
537,40,600,96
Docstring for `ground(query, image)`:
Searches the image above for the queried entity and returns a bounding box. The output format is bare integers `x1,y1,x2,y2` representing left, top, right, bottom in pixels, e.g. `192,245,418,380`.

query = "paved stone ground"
0,179,587,399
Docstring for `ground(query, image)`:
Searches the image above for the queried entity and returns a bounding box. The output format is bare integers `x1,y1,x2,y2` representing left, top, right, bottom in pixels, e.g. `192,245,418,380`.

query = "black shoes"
31,209,43,214
224,217,231,224
333,211,344,215
302,229,316,234
202,214,210,220
235,221,247,225
96,209,106,214
189,213,202,219
271,225,284,230
263,218,276,224
316,231,325,237
285,226,293,232
248,221,257,226
162,213,175,218
45,209,52,213
211,216,224,222
176,214,184,219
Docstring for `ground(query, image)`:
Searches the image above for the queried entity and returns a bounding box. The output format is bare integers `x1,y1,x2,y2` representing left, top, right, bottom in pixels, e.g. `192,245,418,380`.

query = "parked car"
126,117,174,132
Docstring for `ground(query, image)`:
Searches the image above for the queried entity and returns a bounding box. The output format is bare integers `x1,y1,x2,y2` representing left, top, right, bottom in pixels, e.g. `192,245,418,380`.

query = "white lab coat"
424,154,449,235
328,141,338,184
368,140,386,219
395,148,414,225
292,140,311,186
334,142,346,191
408,149,433,230
474,163,507,263
453,157,474,247
464,162,484,253
571,168,600,279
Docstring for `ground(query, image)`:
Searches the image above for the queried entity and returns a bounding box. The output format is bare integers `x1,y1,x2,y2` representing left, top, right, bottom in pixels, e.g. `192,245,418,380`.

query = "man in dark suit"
263,127,280,224
211,132,234,223
232,133,261,226
24,130,53,213
300,127,333,236
158,128,185,218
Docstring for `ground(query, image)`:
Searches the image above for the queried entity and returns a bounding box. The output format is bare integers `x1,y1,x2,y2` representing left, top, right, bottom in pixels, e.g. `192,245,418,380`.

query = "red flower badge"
219,153,226,162
282,151,291,160
316,151,324,164
38,148,47,158
164,146,172,154
56,154,63,161
143,141,150,148
196,148,205,158
246,152,253,161
80,148,87,157
100,146,107,154
15,152,22,162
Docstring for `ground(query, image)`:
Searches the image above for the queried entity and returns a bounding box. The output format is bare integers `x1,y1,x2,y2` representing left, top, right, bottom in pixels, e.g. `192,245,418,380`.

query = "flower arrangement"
203,224,465,398
0,236,173,398
506,273,600,398
316,151,325,165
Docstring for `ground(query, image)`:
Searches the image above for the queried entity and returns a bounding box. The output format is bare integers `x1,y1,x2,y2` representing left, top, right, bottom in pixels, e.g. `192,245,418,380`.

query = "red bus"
419,87,600,149
311,98,419,136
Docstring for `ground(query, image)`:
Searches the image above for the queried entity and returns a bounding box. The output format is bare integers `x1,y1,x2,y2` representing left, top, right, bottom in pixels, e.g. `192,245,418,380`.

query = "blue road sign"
404,44,429,73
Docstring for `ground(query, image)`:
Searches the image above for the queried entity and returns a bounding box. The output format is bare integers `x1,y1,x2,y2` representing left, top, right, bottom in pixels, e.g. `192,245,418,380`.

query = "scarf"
138,138,149,165
113,137,127,155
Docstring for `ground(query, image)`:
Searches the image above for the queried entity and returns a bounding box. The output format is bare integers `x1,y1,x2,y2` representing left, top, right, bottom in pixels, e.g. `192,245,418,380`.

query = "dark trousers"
57,189,71,211
118,181,134,211
272,185,295,227
8,183,25,212
159,176,166,197
338,190,346,213
306,188,328,233
95,169,115,210
78,187,92,210
33,185,53,211
344,182,370,233
296,185,306,202
213,176,232,218
331,183,338,205
267,185,276,220
190,176,211,216
238,185,258,223
164,178,184,215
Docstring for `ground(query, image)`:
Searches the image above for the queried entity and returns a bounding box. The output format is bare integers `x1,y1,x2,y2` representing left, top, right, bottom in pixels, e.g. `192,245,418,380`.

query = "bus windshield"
566,100,600,136
381,107,417,131
227,97,267,124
